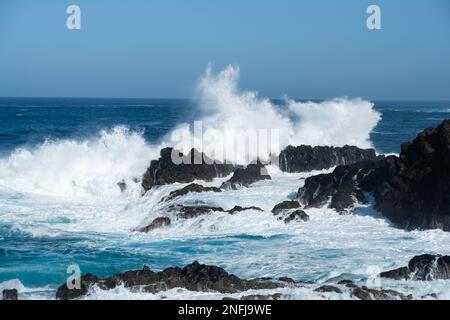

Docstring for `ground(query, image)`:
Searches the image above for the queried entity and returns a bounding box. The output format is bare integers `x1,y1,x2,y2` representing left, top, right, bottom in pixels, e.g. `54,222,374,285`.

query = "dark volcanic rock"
381,254,450,281
314,285,342,294
298,119,450,230
283,210,309,223
56,261,283,300
142,148,234,192
162,183,221,202
240,293,282,300
271,201,301,214
221,161,271,190
351,286,411,300
297,161,374,213
2,289,18,300
279,145,377,173
228,206,263,215
138,217,171,233
168,205,225,219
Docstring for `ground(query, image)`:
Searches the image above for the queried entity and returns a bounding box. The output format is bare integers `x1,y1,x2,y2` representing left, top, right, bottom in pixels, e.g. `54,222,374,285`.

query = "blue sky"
0,0,449,100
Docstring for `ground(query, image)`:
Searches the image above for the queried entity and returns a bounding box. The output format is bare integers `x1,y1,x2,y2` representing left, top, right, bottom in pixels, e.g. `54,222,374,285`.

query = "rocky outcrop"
283,210,309,223
161,183,221,202
221,162,271,190
56,261,283,300
2,289,18,300
380,254,450,281
138,217,171,233
142,148,234,192
168,205,225,219
298,119,450,230
271,201,301,214
279,145,378,173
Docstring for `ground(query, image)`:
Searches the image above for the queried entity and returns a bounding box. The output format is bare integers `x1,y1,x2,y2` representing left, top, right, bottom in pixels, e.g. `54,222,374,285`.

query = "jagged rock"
297,161,374,213
278,277,296,283
168,205,225,219
283,210,309,223
314,285,342,294
138,217,171,233
228,206,263,215
56,261,284,300
380,254,450,281
298,119,450,231
279,145,378,173
271,201,301,214
221,161,271,190
117,181,127,192
142,148,234,192
2,289,18,300
162,183,221,202
351,286,412,300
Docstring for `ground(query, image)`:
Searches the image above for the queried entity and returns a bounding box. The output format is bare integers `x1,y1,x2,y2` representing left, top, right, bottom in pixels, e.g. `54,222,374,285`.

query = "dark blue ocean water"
1,98,450,299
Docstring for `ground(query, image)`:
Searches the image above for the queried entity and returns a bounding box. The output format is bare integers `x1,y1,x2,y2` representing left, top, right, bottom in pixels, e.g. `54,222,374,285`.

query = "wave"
0,65,381,198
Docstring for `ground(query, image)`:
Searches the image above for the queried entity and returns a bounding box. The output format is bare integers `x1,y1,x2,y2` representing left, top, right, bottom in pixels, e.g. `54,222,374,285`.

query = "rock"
314,285,342,294
297,161,374,213
142,148,234,192
170,205,225,219
240,293,282,300
221,161,271,190
279,145,378,173
56,261,284,300
271,201,301,214
351,286,411,300
117,180,127,192
283,210,309,223
2,289,18,300
298,119,450,230
380,254,450,281
278,277,296,283
228,206,263,215
138,217,171,233
162,183,222,202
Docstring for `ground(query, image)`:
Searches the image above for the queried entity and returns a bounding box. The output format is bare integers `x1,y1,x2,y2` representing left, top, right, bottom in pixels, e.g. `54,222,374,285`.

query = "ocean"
1,96,450,300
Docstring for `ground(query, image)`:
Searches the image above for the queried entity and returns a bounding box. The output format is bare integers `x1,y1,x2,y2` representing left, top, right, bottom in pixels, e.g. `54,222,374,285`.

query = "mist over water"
1,66,450,299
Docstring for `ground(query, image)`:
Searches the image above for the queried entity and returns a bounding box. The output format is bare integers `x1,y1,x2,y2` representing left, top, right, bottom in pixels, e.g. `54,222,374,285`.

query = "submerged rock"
162,183,222,202
381,254,450,281
314,285,342,294
138,217,171,233
56,261,283,300
221,161,271,190
2,289,18,300
142,148,234,192
279,145,378,173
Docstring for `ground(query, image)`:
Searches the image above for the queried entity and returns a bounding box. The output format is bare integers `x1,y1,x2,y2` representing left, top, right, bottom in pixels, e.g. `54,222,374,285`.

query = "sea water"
1,69,450,300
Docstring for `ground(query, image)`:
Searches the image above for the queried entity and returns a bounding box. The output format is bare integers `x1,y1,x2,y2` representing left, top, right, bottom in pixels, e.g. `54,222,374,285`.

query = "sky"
0,0,449,100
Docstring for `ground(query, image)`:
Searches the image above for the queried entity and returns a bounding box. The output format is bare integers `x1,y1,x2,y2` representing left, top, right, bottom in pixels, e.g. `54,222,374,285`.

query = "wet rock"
228,206,263,215
271,201,301,215
240,293,282,300
162,183,222,202
221,161,271,190
278,277,296,284
351,286,411,300
138,217,171,233
117,180,127,192
2,289,18,300
142,148,234,192
381,254,450,281
56,261,284,300
171,205,225,219
279,145,378,173
314,285,342,294
283,210,309,223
